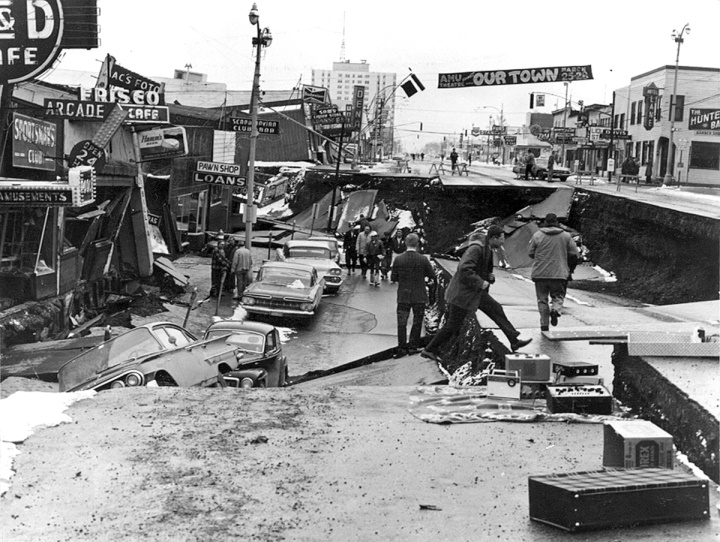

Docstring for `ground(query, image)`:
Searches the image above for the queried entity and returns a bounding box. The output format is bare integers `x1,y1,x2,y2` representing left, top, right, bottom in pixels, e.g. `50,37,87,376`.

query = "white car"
308,235,344,265
278,240,344,292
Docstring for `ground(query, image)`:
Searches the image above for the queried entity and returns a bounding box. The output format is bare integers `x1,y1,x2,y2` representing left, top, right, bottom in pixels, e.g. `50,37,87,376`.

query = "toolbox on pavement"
603,420,674,469
528,468,710,532
552,361,598,377
505,353,551,383
546,384,613,415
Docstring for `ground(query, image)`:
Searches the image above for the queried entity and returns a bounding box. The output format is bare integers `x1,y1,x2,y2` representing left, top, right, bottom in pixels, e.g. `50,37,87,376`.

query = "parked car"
58,322,266,392
240,261,324,319
278,239,343,292
308,235,344,266
203,320,288,387
513,158,571,181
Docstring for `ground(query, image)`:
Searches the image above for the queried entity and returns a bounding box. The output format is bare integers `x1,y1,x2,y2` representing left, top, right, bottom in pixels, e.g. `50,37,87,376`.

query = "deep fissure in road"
297,172,720,306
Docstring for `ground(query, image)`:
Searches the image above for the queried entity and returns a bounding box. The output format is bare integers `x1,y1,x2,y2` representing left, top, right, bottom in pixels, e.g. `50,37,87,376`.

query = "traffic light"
529,93,535,109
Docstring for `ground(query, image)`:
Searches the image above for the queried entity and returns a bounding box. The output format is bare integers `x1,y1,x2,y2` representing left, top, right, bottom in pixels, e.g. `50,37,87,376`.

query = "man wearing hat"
527,213,579,331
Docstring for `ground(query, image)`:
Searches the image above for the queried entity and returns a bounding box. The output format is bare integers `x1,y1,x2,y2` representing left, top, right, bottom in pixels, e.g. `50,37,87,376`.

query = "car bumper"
241,304,315,318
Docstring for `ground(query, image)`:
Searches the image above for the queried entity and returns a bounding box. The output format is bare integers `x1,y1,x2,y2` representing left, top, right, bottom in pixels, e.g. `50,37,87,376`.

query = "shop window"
0,208,54,273
689,141,720,170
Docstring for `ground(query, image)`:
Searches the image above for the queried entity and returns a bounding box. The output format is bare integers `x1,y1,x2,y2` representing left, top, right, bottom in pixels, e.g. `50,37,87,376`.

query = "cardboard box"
603,420,674,469
505,353,551,383
487,369,521,399
529,468,709,532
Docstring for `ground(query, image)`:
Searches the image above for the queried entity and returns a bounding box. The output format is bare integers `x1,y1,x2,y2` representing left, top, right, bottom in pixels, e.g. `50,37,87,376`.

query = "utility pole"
561,82,569,167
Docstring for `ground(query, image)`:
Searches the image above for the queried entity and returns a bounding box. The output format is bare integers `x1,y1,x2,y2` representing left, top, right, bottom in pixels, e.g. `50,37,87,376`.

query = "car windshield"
287,247,332,259
205,330,265,353
58,328,164,391
260,268,312,288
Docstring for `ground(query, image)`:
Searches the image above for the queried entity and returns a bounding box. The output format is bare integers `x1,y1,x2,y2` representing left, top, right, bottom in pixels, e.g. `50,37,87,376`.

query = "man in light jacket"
528,213,579,331
356,225,372,279
231,245,253,299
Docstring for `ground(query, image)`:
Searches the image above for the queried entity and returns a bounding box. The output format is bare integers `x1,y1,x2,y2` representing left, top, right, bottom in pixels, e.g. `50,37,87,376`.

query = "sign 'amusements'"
438,65,593,89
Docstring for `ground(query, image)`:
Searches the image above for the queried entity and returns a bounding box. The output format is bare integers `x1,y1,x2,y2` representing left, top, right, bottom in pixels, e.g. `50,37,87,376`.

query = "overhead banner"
438,65,593,89
688,109,720,131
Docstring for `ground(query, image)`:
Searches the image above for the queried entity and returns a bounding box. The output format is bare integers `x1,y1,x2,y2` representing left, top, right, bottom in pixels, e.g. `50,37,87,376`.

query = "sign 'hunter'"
0,0,64,84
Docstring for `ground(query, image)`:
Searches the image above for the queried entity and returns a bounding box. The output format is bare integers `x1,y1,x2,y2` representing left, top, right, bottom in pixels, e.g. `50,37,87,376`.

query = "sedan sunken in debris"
240,261,324,319
58,322,266,392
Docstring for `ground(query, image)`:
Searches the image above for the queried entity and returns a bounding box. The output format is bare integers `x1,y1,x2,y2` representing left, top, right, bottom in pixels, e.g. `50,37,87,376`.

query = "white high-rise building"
312,60,397,158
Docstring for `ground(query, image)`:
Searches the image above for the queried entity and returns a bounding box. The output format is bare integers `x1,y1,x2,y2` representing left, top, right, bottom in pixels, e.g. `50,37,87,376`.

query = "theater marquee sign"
0,0,64,84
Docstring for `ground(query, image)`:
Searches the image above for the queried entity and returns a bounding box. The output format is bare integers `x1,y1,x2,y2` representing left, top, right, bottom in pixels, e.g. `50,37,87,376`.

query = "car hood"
245,281,314,299
284,257,337,273
59,354,149,392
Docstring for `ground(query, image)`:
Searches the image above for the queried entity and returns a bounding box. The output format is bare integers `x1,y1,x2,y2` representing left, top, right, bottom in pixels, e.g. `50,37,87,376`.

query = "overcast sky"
49,0,720,151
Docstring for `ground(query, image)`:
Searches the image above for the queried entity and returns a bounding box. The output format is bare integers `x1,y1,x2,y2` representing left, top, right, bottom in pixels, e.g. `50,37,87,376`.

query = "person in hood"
421,226,532,362
527,213,580,331
366,231,383,286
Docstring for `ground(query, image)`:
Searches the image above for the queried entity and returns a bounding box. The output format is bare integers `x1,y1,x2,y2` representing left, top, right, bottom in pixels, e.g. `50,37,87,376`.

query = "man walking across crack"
527,213,579,331
391,233,436,359
421,226,532,362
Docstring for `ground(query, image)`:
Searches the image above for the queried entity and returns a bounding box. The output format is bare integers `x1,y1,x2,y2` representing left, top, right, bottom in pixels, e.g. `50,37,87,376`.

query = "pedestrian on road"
224,237,238,292
645,156,653,184
231,244,253,299
390,228,406,266
450,148,459,174
421,227,532,362
547,151,557,182
524,152,536,180
343,225,360,274
527,213,579,331
421,152,425,161
210,239,231,297
391,233,436,358
380,231,393,280
366,231,383,286
468,152,473,167
356,225,372,278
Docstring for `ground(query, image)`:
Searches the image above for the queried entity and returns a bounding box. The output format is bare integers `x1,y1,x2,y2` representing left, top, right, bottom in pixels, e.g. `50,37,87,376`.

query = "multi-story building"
311,61,397,160
613,65,720,185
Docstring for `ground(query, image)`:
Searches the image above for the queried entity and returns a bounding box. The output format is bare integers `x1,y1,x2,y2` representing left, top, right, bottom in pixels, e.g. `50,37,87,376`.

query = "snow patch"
1,390,95,496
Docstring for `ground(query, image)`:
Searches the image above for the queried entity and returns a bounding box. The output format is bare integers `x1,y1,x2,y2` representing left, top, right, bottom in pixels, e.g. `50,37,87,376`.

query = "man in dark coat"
343,225,360,274
391,233,436,358
210,239,231,297
421,226,532,362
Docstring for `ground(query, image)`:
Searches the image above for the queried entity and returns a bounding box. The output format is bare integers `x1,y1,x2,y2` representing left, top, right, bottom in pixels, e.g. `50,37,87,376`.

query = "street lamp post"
664,23,690,187
482,104,505,164
245,3,272,249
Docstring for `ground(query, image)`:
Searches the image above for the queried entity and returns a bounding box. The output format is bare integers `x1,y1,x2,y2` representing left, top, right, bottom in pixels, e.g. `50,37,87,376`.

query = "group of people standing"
343,219,415,287
210,236,253,300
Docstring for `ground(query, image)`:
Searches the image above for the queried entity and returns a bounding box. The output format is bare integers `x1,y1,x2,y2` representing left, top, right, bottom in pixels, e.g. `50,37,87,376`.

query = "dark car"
513,158,571,181
58,322,266,392
203,320,288,387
